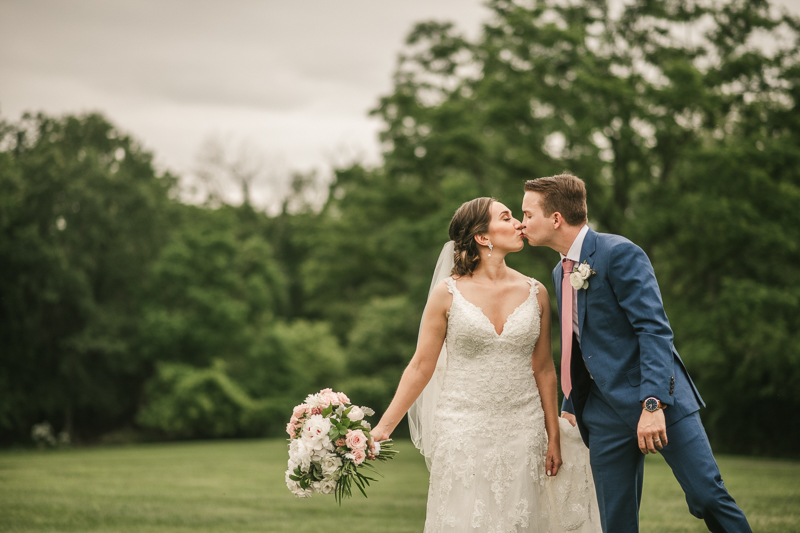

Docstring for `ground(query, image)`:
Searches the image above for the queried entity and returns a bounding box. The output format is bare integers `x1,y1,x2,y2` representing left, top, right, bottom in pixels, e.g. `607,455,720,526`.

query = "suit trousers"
582,383,752,533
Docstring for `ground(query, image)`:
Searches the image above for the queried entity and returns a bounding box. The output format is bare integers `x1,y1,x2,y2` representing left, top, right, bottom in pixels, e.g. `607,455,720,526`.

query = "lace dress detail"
424,277,600,533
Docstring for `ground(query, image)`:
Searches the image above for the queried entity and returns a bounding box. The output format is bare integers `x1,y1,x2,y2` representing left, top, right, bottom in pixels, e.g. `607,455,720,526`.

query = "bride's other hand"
546,441,562,477
561,412,577,427
370,425,391,443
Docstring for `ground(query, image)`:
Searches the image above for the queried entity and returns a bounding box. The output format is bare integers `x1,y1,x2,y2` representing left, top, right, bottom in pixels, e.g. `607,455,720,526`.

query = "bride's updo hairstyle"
448,197,495,277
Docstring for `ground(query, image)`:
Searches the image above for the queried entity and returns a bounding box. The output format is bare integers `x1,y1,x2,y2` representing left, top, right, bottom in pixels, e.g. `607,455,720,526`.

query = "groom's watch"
642,397,666,412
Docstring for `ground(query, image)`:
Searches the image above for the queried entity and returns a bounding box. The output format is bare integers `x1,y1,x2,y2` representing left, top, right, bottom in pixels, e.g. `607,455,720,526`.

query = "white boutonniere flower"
569,261,596,290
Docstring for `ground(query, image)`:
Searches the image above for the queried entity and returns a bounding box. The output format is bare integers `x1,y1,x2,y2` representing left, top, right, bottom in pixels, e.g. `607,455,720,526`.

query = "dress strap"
528,277,540,296
443,276,457,295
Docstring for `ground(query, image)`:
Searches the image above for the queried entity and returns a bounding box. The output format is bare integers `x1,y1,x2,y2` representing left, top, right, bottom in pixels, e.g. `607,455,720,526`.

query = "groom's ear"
552,212,564,230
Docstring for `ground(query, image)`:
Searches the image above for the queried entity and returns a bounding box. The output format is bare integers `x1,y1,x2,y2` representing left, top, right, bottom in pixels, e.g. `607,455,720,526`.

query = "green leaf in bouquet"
329,427,339,440
289,474,301,482
321,404,334,417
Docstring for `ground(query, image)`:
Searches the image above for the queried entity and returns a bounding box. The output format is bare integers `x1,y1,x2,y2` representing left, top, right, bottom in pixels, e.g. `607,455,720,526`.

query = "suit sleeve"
553,266,574,415
607,241,675,406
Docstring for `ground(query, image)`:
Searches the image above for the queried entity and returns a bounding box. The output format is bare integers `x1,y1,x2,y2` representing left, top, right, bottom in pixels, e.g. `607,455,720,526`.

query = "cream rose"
320,453,343,477
347,406,365,422
569,272,586,290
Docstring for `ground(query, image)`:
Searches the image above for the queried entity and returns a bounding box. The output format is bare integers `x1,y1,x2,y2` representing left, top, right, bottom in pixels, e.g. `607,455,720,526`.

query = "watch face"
645,398,659,412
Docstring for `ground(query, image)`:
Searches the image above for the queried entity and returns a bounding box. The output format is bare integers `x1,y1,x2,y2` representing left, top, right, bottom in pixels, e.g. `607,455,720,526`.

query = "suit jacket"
554,228,704,446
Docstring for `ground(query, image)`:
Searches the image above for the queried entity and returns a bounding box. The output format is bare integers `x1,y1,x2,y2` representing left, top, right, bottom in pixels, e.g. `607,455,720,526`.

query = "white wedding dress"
423,276,600,533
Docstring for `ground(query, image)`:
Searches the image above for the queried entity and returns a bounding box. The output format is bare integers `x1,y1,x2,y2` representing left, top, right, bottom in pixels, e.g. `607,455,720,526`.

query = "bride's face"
484,201,525,253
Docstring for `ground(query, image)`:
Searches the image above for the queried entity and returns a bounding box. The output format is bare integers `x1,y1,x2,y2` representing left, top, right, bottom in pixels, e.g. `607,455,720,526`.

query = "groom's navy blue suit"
554,228,751,533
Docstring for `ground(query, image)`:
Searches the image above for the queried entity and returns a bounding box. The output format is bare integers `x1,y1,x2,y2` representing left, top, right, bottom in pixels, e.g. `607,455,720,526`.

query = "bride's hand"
370,424,391,443
561,411,577,427
545,441,562,477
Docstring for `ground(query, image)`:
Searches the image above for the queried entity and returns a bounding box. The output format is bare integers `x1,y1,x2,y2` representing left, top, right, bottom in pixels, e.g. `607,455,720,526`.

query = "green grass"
0,439,797,532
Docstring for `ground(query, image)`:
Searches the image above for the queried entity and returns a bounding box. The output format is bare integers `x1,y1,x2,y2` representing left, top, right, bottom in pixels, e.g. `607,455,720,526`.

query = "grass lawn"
0,439,798,533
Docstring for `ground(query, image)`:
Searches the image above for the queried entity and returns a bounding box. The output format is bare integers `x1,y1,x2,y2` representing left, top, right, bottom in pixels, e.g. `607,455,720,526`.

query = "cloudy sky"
0,0,488,194
2,0,798,204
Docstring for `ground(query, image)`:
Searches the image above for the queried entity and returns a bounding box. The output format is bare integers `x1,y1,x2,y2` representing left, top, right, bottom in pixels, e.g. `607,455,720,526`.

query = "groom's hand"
637,409,667,454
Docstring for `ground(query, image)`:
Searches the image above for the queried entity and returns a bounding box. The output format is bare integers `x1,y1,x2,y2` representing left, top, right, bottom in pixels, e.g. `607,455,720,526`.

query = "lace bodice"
439,276,542,429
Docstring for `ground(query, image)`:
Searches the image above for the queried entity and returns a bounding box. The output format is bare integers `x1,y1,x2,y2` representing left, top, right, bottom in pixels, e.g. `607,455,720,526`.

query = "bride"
371,197,599,532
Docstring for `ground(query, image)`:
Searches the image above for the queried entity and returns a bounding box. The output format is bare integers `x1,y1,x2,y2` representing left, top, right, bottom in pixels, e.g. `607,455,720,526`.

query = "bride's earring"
488,242,493,257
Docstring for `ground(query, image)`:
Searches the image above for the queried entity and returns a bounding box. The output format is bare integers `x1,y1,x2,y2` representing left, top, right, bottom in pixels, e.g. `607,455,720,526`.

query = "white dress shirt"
560,224,590,341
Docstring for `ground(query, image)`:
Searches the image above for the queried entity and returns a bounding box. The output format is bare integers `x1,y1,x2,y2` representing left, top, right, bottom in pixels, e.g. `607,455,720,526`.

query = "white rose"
285,469,313,498
348,406,365,421
575,263,589,277
320,453,343,478
569,272,585,290
361,406,375,416
289,439,313,472
361,420,372,430
317,478,337,494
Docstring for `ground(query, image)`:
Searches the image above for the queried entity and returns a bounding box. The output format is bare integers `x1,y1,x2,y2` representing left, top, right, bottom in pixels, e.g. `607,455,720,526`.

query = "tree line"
1,0,799,456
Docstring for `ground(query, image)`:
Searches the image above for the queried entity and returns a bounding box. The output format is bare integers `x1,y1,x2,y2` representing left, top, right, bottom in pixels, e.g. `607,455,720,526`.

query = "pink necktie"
561,259,575,398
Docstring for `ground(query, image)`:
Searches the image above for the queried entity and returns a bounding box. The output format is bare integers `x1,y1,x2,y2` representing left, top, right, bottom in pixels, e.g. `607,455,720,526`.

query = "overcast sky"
0,0,489,197
2,0,798,205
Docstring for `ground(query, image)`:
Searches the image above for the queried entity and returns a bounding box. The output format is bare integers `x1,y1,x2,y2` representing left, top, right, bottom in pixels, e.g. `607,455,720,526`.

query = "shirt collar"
559,224,590,263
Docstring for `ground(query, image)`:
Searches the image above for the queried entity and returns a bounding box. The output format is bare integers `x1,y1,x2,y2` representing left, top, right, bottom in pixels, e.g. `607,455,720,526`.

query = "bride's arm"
371,282,450,441
531,283,562,476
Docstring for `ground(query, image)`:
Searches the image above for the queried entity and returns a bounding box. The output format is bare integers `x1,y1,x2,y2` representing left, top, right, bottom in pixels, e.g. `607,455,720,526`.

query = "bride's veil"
407,240,454,470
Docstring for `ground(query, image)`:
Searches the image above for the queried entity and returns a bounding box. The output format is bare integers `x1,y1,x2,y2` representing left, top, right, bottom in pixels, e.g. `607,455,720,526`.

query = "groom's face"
521,191,552,246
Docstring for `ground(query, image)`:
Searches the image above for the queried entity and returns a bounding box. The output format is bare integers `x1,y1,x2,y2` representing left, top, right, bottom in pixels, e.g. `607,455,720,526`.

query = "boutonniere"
570,261,596,290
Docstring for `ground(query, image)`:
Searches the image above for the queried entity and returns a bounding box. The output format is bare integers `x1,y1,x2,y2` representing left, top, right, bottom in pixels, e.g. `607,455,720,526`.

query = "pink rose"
351,449,366,465
335,438,347,447
337,392,350,405
345,429,367,451
322,392,340,407
311,407,322,415
292,404,309,419
286,422,296,437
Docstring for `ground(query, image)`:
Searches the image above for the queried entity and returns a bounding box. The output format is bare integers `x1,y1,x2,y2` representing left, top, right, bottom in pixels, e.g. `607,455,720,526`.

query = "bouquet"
285,388,397,503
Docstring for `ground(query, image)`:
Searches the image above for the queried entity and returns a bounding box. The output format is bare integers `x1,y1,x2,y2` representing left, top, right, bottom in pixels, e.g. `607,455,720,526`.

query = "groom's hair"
524,173,587,226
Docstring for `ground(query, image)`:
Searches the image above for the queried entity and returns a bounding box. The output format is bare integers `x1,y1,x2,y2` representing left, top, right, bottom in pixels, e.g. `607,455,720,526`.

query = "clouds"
0,0,488,181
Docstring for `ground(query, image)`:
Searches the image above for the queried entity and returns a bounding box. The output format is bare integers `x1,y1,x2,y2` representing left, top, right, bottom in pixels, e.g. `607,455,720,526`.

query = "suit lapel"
578,228,597,337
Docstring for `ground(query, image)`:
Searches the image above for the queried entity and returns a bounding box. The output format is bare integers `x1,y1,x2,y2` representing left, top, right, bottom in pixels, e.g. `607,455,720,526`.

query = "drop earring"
488,242,493,257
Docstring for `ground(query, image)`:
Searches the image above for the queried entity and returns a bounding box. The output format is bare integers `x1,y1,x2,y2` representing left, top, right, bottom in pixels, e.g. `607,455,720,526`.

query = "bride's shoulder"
429,278,456,303
507,269,547,298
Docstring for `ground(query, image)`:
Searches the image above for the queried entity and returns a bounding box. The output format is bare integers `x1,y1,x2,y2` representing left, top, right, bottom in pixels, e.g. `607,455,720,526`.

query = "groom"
521,173,751,533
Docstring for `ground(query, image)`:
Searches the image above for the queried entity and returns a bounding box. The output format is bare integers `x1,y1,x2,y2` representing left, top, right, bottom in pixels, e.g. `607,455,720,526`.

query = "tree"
0,112,177,441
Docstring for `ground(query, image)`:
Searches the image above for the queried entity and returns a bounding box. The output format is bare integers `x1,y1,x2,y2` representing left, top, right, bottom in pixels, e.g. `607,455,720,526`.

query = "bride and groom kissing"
370,173,752,532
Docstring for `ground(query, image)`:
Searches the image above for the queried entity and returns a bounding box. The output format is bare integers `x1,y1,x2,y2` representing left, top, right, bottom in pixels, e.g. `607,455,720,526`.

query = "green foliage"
139,204,287,369
0,112,177,441
137,361,264,438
